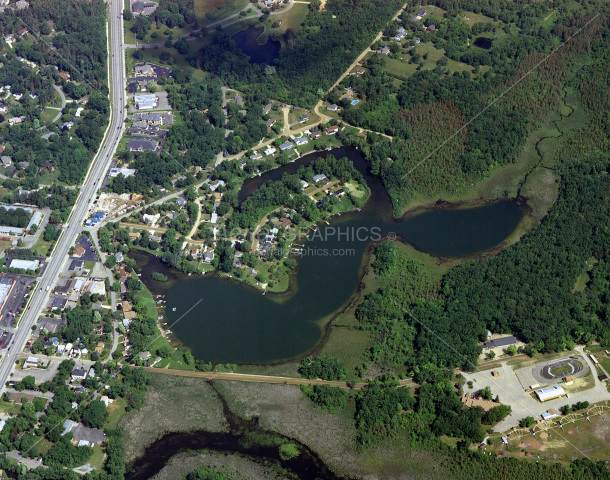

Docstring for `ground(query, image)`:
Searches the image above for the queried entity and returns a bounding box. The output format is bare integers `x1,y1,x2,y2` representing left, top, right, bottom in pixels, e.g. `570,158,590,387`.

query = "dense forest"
338,2,603,211
0,0,108,186
3,0,108,90
196,0,405,107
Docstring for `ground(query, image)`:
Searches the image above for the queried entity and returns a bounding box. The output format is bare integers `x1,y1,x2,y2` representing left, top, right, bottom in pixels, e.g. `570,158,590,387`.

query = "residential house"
58,72,70,80
263,103,273,115
61,121,74,131
15,0,28,10
70,368,87,381
393,27,407,41
41,132,56,140
41,161,55,171
250,152,262,160
326,104,339,112
8,116,25,126
279,141,294,151
298,114,309,123
326,125,339,135
266,118,276,128
380,46,390,55
264,146,276,156
312,174,328,183
294,136,308,146
1,156,12,167
203,251,214,263
17,27,28,36
309,131,322,139
355,67,365,75
234,95,244,106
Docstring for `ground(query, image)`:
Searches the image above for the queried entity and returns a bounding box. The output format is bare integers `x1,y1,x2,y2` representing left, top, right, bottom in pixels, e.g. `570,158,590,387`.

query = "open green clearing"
194,0,250,24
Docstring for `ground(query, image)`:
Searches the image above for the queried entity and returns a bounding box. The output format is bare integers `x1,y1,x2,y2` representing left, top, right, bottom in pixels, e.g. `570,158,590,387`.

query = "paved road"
142,366,415,390
51,85,67,123
0,0,126,395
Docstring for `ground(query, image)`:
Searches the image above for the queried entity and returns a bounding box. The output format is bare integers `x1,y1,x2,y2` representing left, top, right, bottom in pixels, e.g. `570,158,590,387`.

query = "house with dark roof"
132,0,158,16
127,138,158,152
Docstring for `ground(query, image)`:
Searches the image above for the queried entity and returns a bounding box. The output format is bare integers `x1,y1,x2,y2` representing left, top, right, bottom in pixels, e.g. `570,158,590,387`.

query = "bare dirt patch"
120,374,228,462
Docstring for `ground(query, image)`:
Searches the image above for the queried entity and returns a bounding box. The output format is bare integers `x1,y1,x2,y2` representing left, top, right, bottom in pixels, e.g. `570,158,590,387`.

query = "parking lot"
74,235,98,262
11,358,61,384
0,274,36,327
0,330,12,350
463,348,610,432
129,91,171,112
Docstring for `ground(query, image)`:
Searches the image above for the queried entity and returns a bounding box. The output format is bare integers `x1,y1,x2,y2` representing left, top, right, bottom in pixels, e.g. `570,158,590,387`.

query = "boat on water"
172,307,176,311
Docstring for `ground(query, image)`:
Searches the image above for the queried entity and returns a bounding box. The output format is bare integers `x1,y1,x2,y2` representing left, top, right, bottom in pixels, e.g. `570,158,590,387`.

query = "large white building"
134,94,157,110
535,385,566,402
8,258,39,271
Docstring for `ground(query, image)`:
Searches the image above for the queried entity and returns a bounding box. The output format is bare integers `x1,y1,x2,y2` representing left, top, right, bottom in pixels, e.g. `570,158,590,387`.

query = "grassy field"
195,0,250,24
256,3,309,44
40,107,59,125
490,402,610,465
0,399,21,415
119,373,228,462
105,396,128,430
31,236,54,257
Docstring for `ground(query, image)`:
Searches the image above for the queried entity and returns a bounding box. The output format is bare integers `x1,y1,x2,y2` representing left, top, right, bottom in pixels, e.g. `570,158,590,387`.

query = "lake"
232,25,281,65
135,148,525,364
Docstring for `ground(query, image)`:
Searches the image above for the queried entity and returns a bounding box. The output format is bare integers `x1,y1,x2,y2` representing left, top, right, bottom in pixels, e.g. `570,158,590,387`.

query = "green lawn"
256,3,309,44
31,236,54,257
0,400,21,415
40,107,59,125
105,397,128,430
194,0,250,24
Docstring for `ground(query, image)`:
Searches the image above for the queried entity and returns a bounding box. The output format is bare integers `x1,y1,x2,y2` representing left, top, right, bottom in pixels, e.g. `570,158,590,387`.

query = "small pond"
232,25,281,64
473,37,493,49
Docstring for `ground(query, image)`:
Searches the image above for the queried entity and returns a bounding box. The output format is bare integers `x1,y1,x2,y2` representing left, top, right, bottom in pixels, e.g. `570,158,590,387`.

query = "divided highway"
0,0,126,393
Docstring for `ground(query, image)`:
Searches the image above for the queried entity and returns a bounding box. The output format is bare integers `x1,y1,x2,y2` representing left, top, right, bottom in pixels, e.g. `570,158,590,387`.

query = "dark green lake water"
135,148,525,364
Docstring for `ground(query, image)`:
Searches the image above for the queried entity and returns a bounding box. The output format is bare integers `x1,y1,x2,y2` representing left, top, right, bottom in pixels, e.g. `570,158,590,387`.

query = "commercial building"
535,385,566,402
134,94,158,110
8,258,39,271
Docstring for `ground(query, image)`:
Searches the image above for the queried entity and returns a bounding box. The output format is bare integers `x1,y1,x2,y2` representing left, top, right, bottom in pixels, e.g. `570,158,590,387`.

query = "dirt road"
144,366,415,390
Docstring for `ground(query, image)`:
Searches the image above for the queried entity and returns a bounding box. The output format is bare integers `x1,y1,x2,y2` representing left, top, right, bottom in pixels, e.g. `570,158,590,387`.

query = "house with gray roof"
127,138,158,152
279,141,294,151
